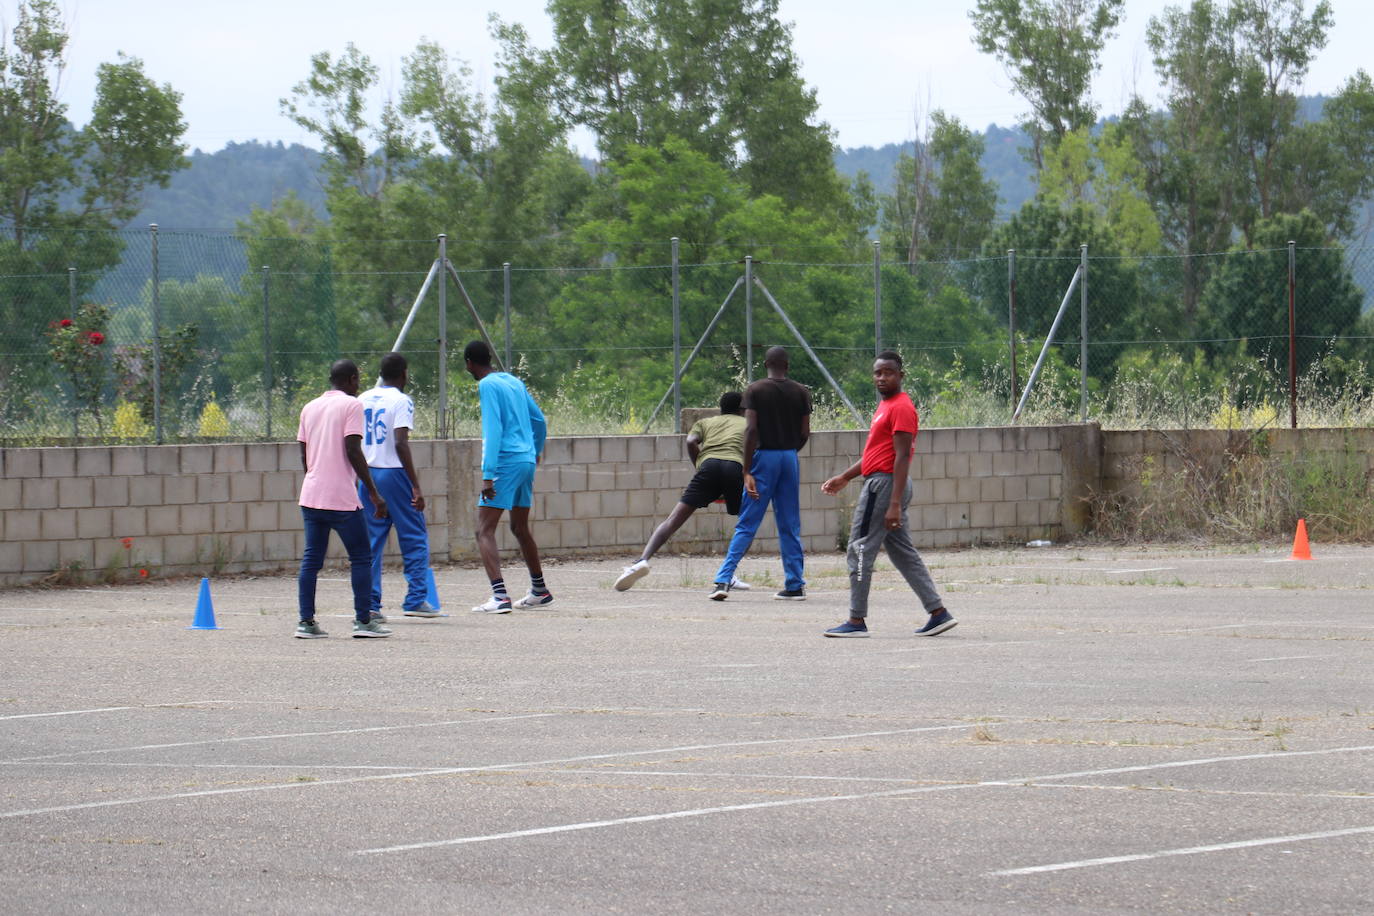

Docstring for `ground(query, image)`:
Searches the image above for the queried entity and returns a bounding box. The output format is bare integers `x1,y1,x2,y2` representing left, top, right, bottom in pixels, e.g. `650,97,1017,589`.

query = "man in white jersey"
358,352,439,620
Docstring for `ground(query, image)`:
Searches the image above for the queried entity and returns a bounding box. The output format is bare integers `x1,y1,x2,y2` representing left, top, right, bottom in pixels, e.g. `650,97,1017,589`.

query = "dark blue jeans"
298,506,373,624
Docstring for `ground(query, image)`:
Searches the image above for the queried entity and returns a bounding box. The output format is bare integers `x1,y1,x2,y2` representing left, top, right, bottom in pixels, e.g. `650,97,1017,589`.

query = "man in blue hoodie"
464,340,550,614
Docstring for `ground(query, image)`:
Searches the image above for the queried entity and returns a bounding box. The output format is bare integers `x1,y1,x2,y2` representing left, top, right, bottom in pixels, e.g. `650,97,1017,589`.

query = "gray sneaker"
708,581,731,601
295,620,328,639
369,611,387,623
352,620,393,638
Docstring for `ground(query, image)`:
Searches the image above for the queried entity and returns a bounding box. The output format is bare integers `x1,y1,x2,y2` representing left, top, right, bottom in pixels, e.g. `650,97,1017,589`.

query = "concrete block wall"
1099,427,1374,504
0,442,449,585
1,422,1109,586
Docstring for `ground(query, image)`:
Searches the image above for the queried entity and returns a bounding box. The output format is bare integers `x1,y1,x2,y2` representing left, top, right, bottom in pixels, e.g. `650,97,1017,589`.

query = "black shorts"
680,458,744,515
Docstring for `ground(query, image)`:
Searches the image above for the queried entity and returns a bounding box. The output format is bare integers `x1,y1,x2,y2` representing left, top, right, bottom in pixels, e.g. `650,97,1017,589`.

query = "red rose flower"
121,537,133,550
138,568,149,579
59,318,73,327
87,331,105,345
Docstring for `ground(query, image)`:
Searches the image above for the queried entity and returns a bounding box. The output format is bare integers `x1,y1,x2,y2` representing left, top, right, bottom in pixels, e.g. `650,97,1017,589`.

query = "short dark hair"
875,350,903,369
463,340,492,366
719,391,743,414
329,358,359,386
379,352,407,382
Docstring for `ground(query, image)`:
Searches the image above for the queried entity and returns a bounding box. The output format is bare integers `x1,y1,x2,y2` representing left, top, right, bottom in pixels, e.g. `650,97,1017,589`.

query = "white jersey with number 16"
358,385,414,468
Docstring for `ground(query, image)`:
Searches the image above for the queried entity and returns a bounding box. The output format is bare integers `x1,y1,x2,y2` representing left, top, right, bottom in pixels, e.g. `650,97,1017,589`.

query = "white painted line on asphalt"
357,786,962,854
989,824,1374,876
0,706,136,721
1,760,430,772
1101,567,1176,573
979,744,1374,785
353,743,1374,855
7,713,558,762
0,723,977,818
0,701,233,722
1248,654,1336,662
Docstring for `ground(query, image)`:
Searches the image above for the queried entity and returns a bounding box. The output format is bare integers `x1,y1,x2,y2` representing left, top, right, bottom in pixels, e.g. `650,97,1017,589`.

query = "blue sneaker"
824,620,868,638
915,608,957,636
403,603,442,618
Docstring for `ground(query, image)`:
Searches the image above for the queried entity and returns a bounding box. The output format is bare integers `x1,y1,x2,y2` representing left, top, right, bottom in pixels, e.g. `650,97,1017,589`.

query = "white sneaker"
513,591,554,608
729,576,751,591
614,560,651,591
472,596,513,614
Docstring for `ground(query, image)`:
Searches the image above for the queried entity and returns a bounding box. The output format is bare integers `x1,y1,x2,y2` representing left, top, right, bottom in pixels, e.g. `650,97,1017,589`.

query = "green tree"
1038,124,1162,256
1123,1,1374,315
981,197,1142,378
969,0,1126,169
0,0,186,399
881,112,999,262
281,37,592,351
500,0,843,214
1198,209,1363,376
230,195,339,398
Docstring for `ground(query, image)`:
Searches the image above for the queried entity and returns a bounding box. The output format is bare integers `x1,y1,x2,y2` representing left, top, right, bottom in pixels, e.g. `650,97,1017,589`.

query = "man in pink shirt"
295,359,390,639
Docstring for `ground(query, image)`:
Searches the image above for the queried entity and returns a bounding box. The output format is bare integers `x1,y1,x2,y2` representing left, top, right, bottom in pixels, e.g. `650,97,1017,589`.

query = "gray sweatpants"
846,473,943,618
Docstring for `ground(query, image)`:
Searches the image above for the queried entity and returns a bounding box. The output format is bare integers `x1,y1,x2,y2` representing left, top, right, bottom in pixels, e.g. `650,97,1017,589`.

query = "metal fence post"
1079,244,1088,423
671,237,681,430
744,255,753,385
262,266,272,440
1008,249,1018,412
503,261,513,372
1288,239,1297,429
873,240,882,356
68,267,78,440
438,234,448,439
150,224,162,445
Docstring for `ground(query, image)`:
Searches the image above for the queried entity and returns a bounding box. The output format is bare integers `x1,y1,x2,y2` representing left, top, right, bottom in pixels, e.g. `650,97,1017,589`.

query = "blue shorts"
479,460,536,510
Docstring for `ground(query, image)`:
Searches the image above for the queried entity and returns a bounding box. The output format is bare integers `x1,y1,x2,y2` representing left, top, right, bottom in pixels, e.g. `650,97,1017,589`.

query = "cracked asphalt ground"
2,543,1371,914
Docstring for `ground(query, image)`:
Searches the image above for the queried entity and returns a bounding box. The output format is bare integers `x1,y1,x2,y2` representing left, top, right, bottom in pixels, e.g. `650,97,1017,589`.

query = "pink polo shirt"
297,389,364,510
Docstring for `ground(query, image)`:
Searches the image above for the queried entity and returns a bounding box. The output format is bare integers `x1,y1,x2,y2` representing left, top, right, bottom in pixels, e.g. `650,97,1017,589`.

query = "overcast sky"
9,0,1374,154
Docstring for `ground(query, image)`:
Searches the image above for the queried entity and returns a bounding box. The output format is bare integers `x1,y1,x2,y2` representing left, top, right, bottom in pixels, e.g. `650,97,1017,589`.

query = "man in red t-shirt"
820,351,956,638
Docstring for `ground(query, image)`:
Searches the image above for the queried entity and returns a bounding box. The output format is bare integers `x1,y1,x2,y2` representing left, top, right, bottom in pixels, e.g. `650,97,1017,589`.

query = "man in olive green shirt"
614,392,748,591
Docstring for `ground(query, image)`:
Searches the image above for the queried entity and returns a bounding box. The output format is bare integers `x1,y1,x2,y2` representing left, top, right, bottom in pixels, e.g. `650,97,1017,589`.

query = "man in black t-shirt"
709,346,812,601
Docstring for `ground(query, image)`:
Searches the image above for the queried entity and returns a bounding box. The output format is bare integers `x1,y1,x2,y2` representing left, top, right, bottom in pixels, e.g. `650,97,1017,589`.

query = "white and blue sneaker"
472,596,513,614
513,591,555,609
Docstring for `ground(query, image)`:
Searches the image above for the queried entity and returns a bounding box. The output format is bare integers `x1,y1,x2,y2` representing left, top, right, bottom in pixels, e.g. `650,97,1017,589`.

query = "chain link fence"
2,227,1372,444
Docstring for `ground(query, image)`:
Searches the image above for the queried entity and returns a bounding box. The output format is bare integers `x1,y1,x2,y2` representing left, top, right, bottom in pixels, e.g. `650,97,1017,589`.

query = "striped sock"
530,575,548,595
491,578,508,601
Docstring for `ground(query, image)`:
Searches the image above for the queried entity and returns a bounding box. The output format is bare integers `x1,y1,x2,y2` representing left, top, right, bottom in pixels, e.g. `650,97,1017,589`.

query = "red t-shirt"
860,390,919,476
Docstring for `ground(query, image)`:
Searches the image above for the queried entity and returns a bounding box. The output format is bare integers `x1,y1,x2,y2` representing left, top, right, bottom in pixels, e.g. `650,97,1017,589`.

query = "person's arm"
298,441,308,472
686,430,704,465
394,427,425,512
821,458,862,495
479,380,500,497
884,430,913,529
798,414,811,450
346,434,388,518
742,409,760,499
527,390,547,464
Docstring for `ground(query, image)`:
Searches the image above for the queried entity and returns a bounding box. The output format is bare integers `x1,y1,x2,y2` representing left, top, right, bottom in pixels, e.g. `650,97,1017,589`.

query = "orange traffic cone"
1290,518,1312,561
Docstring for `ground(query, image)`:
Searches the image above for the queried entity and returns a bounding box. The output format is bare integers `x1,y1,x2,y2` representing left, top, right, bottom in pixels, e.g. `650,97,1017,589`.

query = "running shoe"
614,560,651,591
773,588,806,600
824,621,869,638
472,596,513,614
708,581,731,601
914,608,958,636
352,620,393,638
294,620,328,639
513,591,555,609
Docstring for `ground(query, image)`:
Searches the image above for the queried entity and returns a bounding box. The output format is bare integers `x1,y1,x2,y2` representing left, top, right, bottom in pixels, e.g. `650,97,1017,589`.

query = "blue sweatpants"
713,448,805,592
359,468,431,612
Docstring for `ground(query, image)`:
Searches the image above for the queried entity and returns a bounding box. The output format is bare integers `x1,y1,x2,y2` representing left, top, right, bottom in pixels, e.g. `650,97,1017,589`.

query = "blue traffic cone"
188,577,221,630
425,567,443,611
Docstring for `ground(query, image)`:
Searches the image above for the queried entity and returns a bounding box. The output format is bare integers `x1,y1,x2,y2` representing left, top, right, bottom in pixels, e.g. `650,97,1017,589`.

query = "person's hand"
481,478,496,501
744,471,758,499
412,489,426,512
371,493,388,519
821,475,848,495
884,504,901,531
